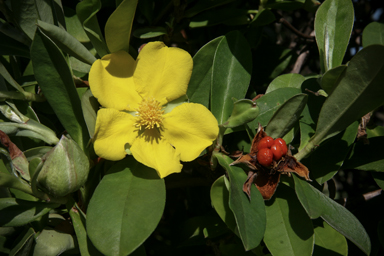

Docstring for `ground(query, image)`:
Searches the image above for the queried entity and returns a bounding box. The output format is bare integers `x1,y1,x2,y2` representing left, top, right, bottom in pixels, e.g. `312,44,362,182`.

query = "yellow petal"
89,51,141,111
134,42,192,105
130,129,182,178
162,103,219,162
93,108,137,161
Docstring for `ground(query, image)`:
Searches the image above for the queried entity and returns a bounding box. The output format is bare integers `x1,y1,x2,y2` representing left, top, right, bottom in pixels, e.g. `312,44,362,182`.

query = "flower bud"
36,135,89,197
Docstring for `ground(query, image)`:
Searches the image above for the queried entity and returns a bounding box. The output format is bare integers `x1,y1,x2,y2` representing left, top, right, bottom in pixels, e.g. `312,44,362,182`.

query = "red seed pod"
274,138,288,155
257,136,275,150
257,148,273,167
271,144,284,161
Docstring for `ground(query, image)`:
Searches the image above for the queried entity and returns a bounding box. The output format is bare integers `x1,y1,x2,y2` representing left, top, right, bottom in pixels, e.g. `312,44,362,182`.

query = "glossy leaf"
105,0,138,53
313,220,348,256
310,121,358,184
210,175,238,233
215,153,266,250
293,175,371,255
265,73,305,94
76,0,109,57
312,45,384,145
0,198,59,227
320,65,347,94
33,228,76,255
31,28,89,151
264,184,314,256
223,99,260,128
187,36,222,108
247,88,302,135
87,157,165,256
265,94,308,139
211,31,252,125
314,0,354,72
37,20,96,65
362,22,384,47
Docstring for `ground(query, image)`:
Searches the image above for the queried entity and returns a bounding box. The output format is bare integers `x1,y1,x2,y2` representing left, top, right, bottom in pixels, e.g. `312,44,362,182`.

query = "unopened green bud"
222,99,260,128
36,135,89,197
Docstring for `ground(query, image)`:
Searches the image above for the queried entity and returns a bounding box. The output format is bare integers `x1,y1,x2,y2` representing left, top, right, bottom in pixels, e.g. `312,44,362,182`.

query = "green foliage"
0,0,383,255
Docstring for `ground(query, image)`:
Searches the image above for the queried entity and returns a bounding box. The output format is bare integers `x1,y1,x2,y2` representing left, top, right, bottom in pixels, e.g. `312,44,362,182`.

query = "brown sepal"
0,130,23,159
255,170,281,200
277,155,311,181
250,123,267,154
230,153,257,170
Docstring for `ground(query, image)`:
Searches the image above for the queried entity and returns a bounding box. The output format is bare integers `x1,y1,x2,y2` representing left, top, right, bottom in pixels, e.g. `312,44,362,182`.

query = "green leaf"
210,175,238,233
30,28,89,151
320,65,347,94
362,22,384,47
105,0,138,53
250,9,275,27
0,198,59,227
0,32,30,58
247,88,302,135
10,0,39,40
215,153,266,250
223,99,259,129
265,94,308,139
293,175,371,255
33,228,76,255
211,31,252,125
64,6,90,43
9,227,35,256
313,220,348,256
76,0,109,57
314,0,354,72
265,73,305,94
0,173,34,197
183,0,236,18
0,62,24,92
312,45,384,145
310,122,358,184
87,157,165,256
189,9,249,28
132,27,167,39
81,89,99,138
264,184,314,256
187,36,222,108
37,20,96,65
342,136,384,172
67,200,91,256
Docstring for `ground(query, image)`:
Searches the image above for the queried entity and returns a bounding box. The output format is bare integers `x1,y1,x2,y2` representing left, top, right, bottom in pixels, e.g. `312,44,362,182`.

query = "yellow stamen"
135,98,164,129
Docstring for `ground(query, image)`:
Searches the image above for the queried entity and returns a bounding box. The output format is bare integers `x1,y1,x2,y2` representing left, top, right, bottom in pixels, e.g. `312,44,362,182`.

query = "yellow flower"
89,42,219,178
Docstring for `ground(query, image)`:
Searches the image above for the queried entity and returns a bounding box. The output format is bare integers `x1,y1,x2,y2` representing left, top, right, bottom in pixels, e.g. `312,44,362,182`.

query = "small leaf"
187,36,222,108
320,65,347,94
264,184,314,256
250,9,275,27
105,0,138,53
0,198,59,227
211,31,252,125
313,219,348,256
37,20,96,65
314,0,354,72
215,153,266,250
362,22,384,47
293,175,371,255
265,73,305,94
223,99,260,128
87,157,165,256
76,0,109,57
81,89,99,138
132,27,167,39
265,94,308,139
9,227,35,256
210,175,238,233
33,228,76,255
31,28,89,151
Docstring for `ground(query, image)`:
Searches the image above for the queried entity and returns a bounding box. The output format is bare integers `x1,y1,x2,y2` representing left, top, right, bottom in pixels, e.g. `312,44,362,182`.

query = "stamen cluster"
135,98,164,129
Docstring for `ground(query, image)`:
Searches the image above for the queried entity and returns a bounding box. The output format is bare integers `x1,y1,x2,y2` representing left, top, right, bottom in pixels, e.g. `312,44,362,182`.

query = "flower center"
135,98,164,130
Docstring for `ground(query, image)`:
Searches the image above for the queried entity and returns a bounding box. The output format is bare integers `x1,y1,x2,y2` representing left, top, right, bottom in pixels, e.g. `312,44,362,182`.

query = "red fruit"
257,136,274,150
271,144,284,160
274,138,288,155
257,148,273,167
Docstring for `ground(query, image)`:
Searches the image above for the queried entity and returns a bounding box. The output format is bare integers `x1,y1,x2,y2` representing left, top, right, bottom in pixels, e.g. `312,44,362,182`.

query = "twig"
291,49,309,73
278,17,315,40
